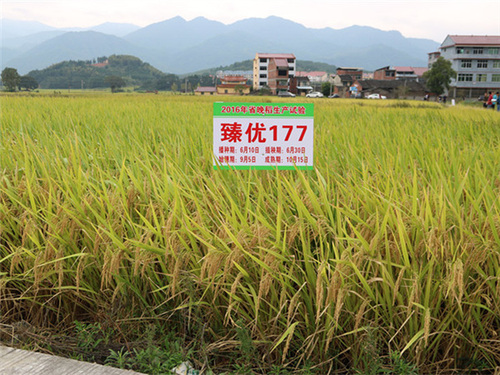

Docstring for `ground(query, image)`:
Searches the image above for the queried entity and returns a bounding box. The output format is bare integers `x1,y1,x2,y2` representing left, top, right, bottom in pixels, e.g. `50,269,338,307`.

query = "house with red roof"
373,66,428,82
91,59,109,68
216,75,251,95
194,86,217,96
438,35,500,97
253,53,296,94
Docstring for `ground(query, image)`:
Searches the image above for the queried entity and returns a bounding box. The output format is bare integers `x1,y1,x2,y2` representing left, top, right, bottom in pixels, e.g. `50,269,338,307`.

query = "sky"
2,0,500,42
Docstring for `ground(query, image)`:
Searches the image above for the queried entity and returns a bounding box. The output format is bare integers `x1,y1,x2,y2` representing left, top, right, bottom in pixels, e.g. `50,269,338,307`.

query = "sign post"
213,102,314,170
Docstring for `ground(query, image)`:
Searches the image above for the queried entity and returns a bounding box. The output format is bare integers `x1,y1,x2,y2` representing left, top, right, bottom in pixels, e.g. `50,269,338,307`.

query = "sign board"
213,102,314,170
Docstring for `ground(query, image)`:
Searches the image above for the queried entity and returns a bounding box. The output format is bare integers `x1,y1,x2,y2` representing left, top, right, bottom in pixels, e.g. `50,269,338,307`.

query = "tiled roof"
375,66,393,72
195,86,216,92
295,71,328,77
274,58,289,67
378,66,428,77
217,84,251,88
394,66,414,72
339,74,355,82
337,67,363,71
257,53,295,59
445,35,500,46
222,76,247,82
411,67,428,76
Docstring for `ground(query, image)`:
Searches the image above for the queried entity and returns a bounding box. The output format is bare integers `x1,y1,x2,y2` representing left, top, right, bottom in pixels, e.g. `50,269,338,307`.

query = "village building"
216,75,251,95
427,51,441,68
373,66,428,81
336,67,363,80
253,53,296,94
295,71,329,83
436,35,500,98
331,67,364,97
292,75,314,96
194,86,216,96
356,79,428,100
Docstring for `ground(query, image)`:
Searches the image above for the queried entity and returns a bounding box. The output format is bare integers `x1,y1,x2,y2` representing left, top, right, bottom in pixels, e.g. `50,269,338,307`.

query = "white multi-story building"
436,35,500,97
253,53,296,93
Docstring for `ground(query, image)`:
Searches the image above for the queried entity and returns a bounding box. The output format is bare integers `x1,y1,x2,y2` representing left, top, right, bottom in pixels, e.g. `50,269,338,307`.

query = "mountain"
6,31,159,74
2,16,440,74
124,16,227,53
2,30,67,51
1,19,56,38
90,22,141,37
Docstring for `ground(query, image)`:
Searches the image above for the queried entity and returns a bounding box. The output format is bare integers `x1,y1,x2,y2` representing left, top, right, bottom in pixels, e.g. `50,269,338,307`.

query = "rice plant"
1,93,499,373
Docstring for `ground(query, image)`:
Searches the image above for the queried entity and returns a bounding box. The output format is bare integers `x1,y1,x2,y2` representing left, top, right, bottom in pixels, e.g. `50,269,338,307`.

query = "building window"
287,59,294,63
457,73,473,82
473,48,483,54
259,80,266,86
477,60,488,68
289,66,294,70
461,60,472,68
476,74,487,82
488,48,499,54
492,74,500,82
278,70,288,76
493,61,500,68
260,74,267,78
260,66,267,71
260,58,267,63
386,71,395,77
456,47,465,54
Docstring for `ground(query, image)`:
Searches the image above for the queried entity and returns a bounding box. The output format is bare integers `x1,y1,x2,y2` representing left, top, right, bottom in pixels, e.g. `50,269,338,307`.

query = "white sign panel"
213,102,314,170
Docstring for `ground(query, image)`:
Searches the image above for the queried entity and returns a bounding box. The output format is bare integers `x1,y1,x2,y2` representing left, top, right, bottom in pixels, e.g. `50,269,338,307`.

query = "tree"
321,82,333,97
19,75,39,91
1,67,21,91
423,57,456,97
105,75,126,93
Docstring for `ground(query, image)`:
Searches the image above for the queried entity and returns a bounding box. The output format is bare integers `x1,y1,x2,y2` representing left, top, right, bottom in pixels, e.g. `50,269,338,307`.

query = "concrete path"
0,345,145,375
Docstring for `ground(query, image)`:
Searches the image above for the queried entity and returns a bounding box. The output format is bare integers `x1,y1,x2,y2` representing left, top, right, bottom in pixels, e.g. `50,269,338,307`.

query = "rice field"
1,93,500,373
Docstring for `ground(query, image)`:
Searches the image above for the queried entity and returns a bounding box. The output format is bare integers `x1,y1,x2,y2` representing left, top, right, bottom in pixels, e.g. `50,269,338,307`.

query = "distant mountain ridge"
1,16,439,74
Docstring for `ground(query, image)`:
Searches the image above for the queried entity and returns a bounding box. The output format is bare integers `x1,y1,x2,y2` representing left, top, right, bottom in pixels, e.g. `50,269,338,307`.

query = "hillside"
28,54,167,89
193,59,338,75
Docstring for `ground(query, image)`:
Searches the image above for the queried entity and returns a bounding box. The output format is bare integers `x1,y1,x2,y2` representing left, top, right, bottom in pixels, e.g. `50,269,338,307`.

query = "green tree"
105,75,126,93
19,75,39,90
321,82,333,97
1,67,21,91
423,57,456,97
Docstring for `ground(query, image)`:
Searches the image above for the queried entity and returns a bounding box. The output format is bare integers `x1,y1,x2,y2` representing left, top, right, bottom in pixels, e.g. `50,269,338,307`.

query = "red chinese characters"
221,122,242,143
245,122,267,143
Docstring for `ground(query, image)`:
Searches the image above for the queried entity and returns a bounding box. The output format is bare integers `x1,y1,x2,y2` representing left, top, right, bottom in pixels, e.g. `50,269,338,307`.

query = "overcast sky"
2,0,500,42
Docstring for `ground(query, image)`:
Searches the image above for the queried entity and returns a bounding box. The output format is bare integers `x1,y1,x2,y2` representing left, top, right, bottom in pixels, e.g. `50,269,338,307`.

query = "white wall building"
253,53,296,91
437,35,500,97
